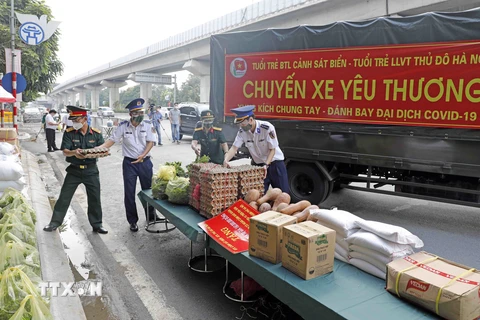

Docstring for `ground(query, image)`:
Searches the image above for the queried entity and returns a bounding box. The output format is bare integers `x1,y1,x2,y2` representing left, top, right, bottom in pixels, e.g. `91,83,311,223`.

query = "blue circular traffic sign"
1,72,28,94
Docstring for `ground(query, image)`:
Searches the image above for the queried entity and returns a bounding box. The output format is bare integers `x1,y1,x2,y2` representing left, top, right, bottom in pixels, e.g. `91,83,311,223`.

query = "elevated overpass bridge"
49,0,480,109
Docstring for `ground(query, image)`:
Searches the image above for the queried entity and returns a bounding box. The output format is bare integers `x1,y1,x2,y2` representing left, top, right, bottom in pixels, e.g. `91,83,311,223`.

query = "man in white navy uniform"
223,105,290,194
99,98,159,232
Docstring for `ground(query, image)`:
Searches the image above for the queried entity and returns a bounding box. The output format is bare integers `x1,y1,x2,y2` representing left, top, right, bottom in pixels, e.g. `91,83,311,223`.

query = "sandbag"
349,258,386,280
355,220,424,248
0,162,23,181
0,177,25,192
346,230,414,256
310,209,363,237
0,143,15,155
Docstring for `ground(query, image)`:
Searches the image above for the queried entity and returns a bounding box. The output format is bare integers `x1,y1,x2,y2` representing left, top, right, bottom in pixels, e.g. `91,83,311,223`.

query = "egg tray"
200,187,238,198
79,148,111,158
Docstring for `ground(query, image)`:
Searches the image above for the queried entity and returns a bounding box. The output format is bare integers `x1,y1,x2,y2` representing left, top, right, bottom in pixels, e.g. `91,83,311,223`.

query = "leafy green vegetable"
165,162,186,178
186,155,210,175
165,177,190,204
152,178,169,200
157,165,176,181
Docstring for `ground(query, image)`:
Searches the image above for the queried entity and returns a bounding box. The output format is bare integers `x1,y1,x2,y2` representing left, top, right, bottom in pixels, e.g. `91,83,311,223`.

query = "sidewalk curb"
22,150,87,320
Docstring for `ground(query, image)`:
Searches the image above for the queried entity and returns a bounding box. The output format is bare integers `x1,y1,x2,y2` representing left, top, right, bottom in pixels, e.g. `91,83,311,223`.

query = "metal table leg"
145,202,176,234
188,233,225,273
223,260,257,303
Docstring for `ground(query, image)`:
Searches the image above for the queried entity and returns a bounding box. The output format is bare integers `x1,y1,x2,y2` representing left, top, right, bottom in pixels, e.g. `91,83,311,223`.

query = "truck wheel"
288,163,330,204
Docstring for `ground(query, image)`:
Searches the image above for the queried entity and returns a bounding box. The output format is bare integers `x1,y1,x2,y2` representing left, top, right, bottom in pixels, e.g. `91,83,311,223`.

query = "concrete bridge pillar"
73,87,88,106
66,90,77,106
183,59,210,104
139,83,152,103
62,93,69,108
100,80,128,109
84,84,103,111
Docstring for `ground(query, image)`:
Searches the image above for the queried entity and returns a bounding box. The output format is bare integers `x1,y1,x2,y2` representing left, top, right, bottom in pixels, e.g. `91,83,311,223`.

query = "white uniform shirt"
233,120,284,164
109,119,156,158
45,114,58,130
62,114,73,127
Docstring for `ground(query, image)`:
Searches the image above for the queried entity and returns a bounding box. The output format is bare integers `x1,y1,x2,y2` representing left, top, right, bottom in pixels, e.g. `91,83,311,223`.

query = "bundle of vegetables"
0,188,52,319
245,188,319,222
165,177,190,205
0,267,50,320
152,165,176,200
165,162,186,178
186,155,210,176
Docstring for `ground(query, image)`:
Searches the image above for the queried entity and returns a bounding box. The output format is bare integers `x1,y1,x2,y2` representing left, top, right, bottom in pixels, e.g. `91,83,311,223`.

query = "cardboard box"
249,211,297,264
281,221,335,280
386,251,480,320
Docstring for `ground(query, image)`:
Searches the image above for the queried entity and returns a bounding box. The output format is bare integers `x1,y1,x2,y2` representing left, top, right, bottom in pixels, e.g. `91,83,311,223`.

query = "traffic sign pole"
10,0,17,131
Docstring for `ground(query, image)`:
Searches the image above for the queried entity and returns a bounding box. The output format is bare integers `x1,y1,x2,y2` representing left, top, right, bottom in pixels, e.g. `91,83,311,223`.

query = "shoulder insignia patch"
91,127,101,133
143,120,151,124
66,128,75,132
120,120,128,126
213,127,222,131
194,127,203,132
260,124,269,130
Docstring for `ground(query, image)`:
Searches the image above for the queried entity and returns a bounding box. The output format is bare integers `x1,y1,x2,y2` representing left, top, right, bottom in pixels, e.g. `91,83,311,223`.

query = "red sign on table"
225,41,480,129
198,199,259,254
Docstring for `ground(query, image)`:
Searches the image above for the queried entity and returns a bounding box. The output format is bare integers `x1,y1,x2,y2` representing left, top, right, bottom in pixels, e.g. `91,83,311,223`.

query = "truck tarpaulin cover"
210,9,480,130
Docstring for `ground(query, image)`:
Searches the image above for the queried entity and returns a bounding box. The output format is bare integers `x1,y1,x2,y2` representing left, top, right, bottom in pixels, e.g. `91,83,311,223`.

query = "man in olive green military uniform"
191,110,228,164
43,106,108,234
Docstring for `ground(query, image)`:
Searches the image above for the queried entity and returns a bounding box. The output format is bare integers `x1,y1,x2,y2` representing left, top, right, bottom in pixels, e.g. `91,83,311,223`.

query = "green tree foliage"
177,74,200,103
99,88,108,106
119,85,140,109
0,0,63,101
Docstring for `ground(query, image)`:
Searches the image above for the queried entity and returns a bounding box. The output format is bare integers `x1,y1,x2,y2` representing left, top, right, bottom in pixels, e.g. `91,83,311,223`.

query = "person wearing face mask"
148,104,163,146
169,102,181,144
43,106,108,234
99,98,160,232
191,110,228,164
223,105,290,194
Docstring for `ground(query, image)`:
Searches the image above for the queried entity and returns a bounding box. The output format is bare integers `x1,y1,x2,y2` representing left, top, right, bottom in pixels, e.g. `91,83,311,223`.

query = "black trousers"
45,128,58,150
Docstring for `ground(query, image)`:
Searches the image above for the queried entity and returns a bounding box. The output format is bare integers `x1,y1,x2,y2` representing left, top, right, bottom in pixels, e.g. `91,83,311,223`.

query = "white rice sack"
317,220,359,238
349,251,386,272
0,177,26,192
0,162,24,181
350,258,386,279
334,251,349,263
0,154,20,163
355,220,424,248
335,244,349,260
0,142,15,155
349,244,408,263
346,230,414,256
310,209,364,238
336,238,349,252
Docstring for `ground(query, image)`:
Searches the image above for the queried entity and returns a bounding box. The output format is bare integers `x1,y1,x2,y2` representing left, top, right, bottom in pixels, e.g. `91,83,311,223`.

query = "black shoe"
130,223,138,232
53,148,61,151
93,226,108,234
47,150,54,153
158,143,163,146
43,224,58,232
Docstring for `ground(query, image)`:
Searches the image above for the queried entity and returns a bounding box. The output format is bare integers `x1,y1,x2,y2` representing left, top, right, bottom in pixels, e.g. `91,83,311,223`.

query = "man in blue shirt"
148,104,163,146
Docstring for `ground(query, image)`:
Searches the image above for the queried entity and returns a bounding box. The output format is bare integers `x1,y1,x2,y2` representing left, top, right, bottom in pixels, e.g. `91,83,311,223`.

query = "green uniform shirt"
61,127,104,165
192,124,226,165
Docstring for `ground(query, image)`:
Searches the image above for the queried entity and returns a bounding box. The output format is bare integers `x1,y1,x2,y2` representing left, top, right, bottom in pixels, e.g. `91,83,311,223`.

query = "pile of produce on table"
152,162,189,204
0,188,52,320
245,187,318,222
